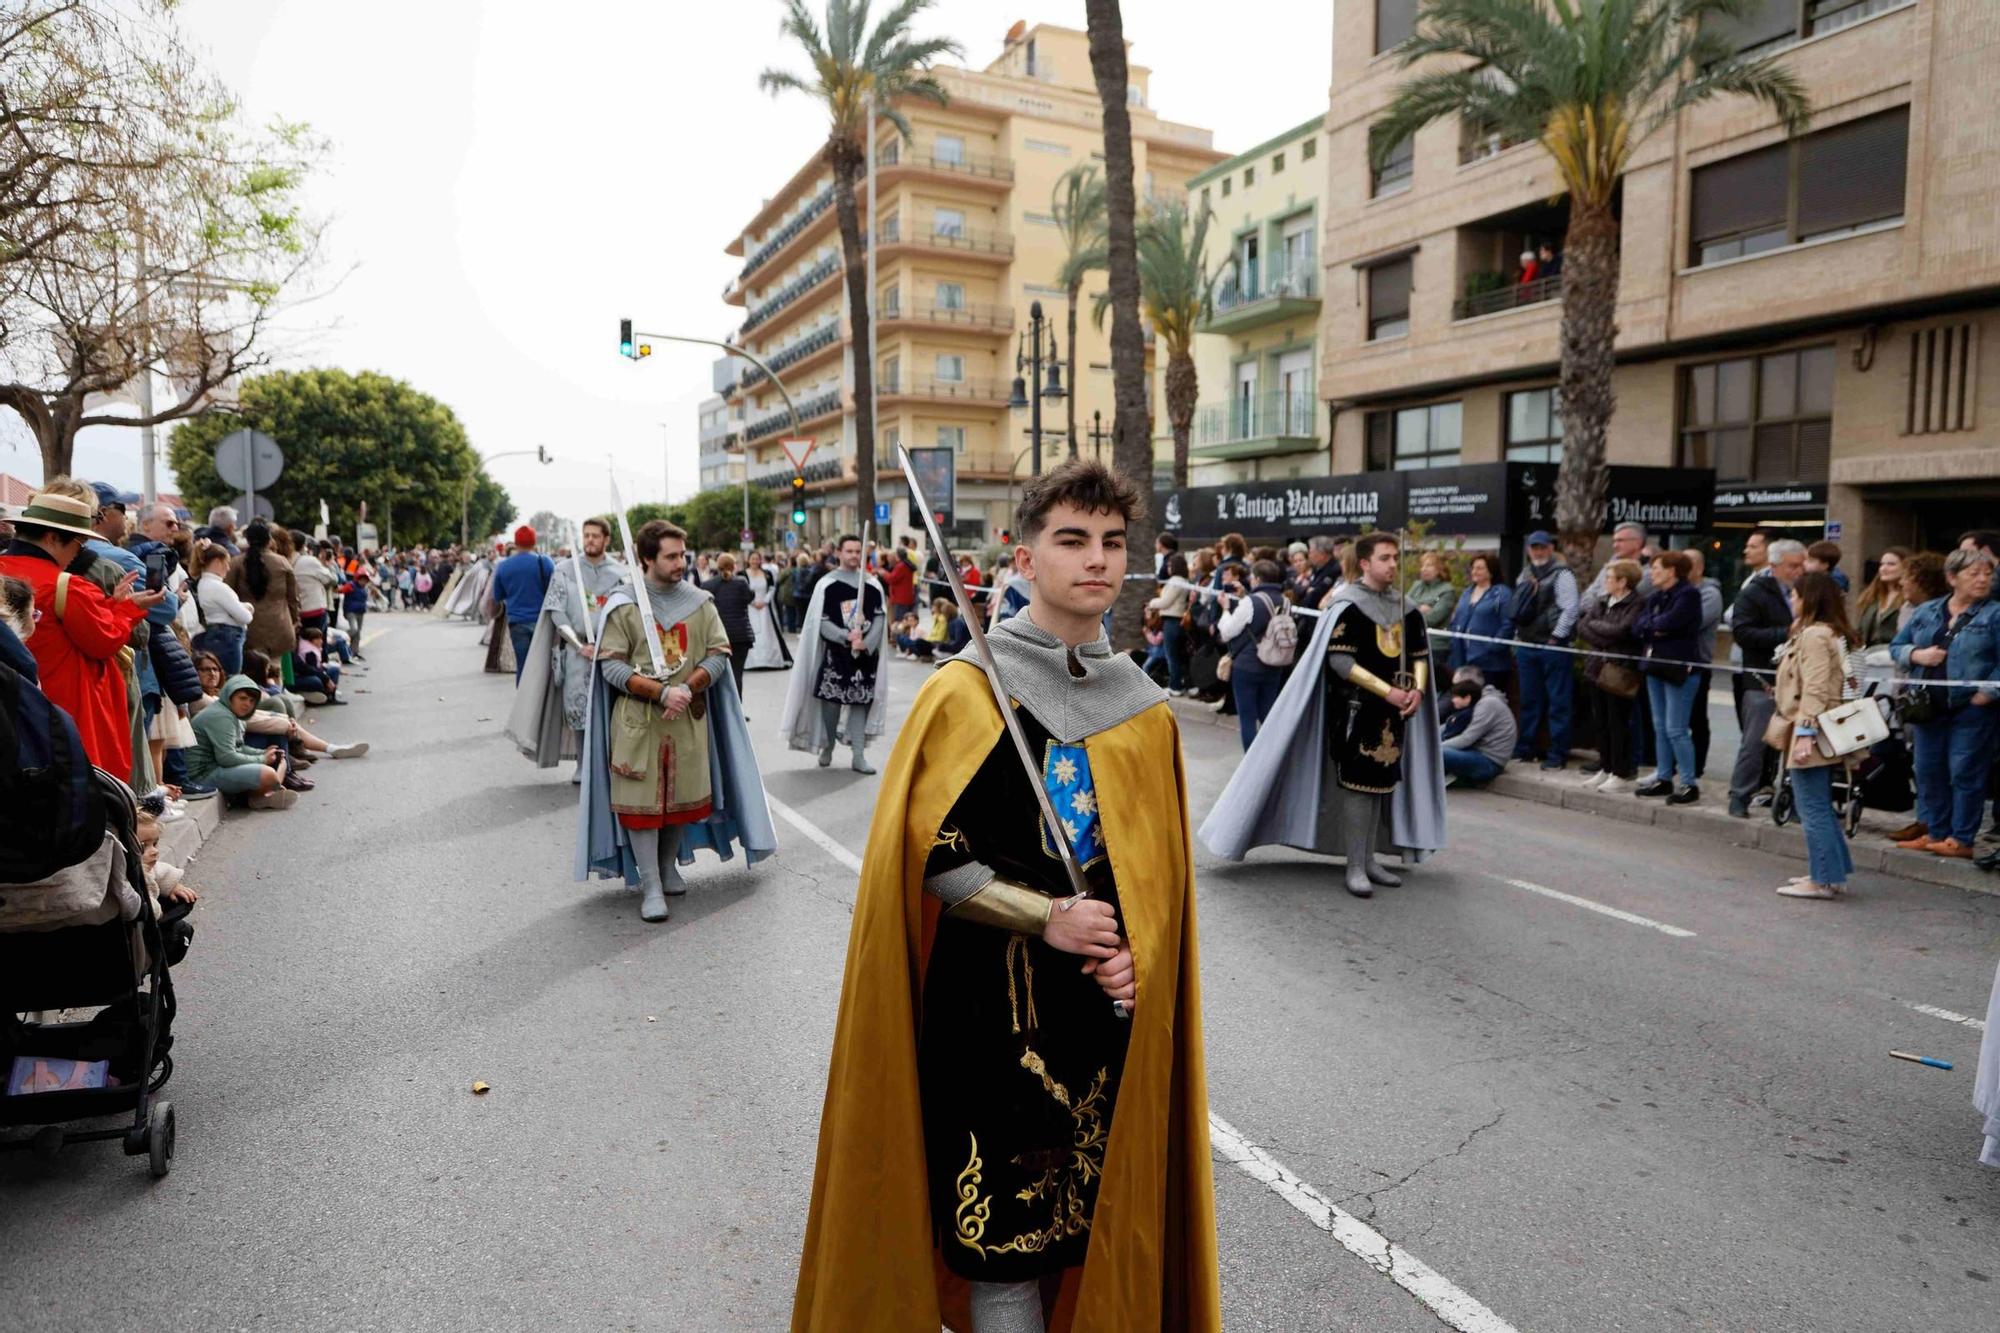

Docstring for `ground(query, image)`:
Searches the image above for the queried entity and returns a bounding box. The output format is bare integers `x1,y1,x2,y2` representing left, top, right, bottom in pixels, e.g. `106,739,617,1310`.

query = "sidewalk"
1168,690,1999,898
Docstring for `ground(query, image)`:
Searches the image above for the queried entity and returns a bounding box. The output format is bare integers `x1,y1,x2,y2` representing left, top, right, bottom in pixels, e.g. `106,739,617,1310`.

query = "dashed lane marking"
770,794,1520,1331
1209,1113,1522,1333
1487,875,1697,939
1907,1003,1988,1033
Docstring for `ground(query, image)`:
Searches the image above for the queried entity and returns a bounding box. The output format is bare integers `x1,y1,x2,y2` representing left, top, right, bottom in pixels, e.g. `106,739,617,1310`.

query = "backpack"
1255,590,1298,667
0,655,108,883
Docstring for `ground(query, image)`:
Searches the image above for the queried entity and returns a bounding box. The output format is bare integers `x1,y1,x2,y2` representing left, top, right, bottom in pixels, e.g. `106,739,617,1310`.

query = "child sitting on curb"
185,673,298,810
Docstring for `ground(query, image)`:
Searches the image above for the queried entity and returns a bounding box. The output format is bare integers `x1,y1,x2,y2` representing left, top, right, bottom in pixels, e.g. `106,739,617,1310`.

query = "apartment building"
696,392,742,494
1321,0,2000,576
717,21,1224,543
1176,114,1332,486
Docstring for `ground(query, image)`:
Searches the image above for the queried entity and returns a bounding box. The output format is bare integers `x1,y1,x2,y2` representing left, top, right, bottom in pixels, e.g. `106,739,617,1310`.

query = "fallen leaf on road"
471,1081,490,1095
476,716,492,722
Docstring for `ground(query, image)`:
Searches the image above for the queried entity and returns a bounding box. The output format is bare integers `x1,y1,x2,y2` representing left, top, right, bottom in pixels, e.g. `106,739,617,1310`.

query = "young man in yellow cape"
793,459,1220,1332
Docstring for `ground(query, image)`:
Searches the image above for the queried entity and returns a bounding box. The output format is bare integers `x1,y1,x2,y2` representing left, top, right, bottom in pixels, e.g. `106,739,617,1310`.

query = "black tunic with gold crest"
1325,600,1430,795
919,702,1132,1283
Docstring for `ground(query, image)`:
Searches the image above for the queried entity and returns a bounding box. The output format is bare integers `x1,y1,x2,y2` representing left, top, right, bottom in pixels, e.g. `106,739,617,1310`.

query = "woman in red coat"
0,489,158,777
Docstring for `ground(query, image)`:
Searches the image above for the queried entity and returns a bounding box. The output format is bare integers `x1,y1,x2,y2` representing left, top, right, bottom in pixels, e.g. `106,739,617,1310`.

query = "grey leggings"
969,1279,1042,1333
626,825,685,892
818,700,870,753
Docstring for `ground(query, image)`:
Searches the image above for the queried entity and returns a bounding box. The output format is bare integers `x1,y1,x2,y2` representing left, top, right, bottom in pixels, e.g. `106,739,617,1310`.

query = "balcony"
877,298,1014,334
736,323,843,396
1202,267,1320,336
743,387,844,443
874,140,1014,188
877,215,1015,262
1192,390,1322,460
1454,272,1561,320
740,254,841,337
1451,196,1573,321
738,189,835,289
877,374,1011,406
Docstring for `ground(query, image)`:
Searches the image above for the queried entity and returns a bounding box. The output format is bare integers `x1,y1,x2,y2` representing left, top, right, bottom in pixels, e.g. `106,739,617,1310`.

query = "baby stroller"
0,770,182,1177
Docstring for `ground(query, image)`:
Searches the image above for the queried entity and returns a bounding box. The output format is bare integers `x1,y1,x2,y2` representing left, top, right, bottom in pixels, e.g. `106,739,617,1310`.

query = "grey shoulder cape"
958,612,1165,742
1199,594,1448,863
576,587,777,885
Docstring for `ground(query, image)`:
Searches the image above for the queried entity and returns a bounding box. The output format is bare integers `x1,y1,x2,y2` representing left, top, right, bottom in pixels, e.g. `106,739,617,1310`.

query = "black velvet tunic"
1326,602,1431,794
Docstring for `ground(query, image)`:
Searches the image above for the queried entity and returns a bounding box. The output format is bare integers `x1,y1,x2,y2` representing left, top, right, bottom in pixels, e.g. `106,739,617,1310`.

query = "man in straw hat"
0,482,166,779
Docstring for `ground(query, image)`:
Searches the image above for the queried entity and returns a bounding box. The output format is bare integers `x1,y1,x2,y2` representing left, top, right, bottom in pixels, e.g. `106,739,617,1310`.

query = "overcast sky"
17,1,1333,526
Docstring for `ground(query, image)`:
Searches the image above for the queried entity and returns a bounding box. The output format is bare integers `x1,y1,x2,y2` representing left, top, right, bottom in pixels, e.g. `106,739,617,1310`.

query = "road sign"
874,502,890,523
1823,519,1842,540
740,527,754,544
783,530,798,549
356,522,380,550
214,430,283,493
230,492,276,524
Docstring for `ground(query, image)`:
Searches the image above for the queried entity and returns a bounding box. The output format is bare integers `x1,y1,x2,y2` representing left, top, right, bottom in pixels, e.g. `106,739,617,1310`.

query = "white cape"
778,569,890,752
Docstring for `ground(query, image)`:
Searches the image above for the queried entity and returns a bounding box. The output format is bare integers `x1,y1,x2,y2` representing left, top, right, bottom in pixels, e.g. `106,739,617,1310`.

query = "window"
938,425,967,455
1505,387,1563,463
880,284,900,316
1371,133,1413,197
1220,176,1232,198
1272,152,1285,174
1026,138,1070,155
1706,0,1908,58
1201,187,1210,210
1366,401,1462,470
1376,0,1416,53
934,281,965,310
932,207,966,238
1678,345,1835,483
1244,165,1256,187
935,354,966,383
880,355,901,392
1302,136,1317,161
934,134,966,165
1367,258,1412,340
1905,322,1979,435
1689,107,1908,265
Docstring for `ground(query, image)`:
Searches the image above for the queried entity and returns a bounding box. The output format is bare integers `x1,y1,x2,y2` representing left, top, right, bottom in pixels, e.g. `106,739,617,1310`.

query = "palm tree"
1369,0,1808,579
1083,0,1153,646
1052,163,1108,458
1096,200,1227,491
759,0,963,530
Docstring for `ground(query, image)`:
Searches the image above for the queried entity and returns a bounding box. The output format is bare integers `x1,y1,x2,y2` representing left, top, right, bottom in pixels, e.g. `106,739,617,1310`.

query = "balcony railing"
877,216,1015,257
1195,390,1319,449
740,189,834,283
878,374,1011,404
1459,124,1529,166
743,388,844,442
1453,272,1561,320
737,324,841,392
875,140,1014,182
741,255,841,335
1210,267,1319,316
878,300,1013,332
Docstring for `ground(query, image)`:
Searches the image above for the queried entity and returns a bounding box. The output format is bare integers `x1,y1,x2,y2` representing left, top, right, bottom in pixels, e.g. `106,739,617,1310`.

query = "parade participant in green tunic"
594,519,732,923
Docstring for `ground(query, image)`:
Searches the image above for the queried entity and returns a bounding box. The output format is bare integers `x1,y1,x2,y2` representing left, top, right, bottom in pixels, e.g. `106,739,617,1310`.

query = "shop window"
1505,387,1563,463
1689,107,1908,265
1366,401,1461,471
1679,345,1835,483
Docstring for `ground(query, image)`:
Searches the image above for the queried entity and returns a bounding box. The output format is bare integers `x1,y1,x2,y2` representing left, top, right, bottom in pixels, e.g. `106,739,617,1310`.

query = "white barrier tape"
1147,576,2000,691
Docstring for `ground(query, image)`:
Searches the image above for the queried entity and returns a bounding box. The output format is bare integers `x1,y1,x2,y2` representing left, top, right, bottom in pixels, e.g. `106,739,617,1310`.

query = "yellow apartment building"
1173,113,1332,486
1322,0,2000,578
715,21,1224,544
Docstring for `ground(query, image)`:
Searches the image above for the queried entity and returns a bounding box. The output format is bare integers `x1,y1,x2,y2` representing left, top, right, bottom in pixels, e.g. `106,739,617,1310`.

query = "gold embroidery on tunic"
953,1136,993,1255
1360,719,1402,766
931,823,969,856
954,1069,1112,1259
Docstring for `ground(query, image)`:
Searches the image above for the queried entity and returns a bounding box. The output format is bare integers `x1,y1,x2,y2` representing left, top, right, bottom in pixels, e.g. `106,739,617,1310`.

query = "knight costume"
794,613,1221,1333
1200,578,1447,897
504,548,628,772
779,565,890,772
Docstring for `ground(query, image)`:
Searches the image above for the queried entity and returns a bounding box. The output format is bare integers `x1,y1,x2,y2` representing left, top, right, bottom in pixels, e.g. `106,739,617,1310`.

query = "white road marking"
771,796,1517,1329
1488,875,1697,939
1907,1003,1988,1033
1209,1113,1521,1333
766,795,863,873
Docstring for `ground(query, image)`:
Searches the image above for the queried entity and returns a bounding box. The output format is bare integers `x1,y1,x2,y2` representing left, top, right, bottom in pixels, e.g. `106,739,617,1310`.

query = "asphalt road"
3,613,1997,1332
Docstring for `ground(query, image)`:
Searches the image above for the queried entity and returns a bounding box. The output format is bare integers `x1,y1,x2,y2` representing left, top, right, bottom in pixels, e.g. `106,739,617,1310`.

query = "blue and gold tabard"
1040,741,1106,869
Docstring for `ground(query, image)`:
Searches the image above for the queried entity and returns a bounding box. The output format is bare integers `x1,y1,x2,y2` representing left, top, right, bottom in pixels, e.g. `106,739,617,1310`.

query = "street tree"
0,1,326,478
1096,200,1225,492
166,369,501,550
759,0,963,531
1370,0,1808,581
1052,163,1107,459
1083,0,1155,647
681,484,777,553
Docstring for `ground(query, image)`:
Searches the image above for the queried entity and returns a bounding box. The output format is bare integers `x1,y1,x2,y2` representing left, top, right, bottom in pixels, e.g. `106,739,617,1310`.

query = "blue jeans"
1645,670,1702,786
1515,646,1572,761
1231,657,1284,750
1911,706,1999,844
509,619,537,682
1160,618,1189,692
1790,764,1854,887
1442,747,1504,785
198,623,244,675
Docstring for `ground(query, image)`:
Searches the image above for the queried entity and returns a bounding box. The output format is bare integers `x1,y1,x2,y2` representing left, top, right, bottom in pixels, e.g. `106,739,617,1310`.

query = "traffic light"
790,472,807,525
619,318,633,358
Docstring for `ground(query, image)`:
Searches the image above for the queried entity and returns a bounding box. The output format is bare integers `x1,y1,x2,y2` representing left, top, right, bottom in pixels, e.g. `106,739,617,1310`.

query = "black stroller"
1,771,182,1177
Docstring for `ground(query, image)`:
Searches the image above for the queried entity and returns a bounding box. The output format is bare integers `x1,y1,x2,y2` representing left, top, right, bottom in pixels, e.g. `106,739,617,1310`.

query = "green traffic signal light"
619,317,633,358
791,507,807,525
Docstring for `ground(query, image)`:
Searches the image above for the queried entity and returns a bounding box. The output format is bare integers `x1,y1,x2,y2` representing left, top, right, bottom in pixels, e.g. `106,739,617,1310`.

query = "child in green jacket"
186,674,297,809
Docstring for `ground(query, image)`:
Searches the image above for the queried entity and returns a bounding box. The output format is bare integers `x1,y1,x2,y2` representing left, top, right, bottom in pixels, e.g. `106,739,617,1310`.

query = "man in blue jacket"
490,524,555,682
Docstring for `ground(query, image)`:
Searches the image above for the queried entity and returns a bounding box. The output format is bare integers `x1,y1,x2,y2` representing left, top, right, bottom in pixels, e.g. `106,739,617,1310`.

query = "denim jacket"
1890,595,2000,711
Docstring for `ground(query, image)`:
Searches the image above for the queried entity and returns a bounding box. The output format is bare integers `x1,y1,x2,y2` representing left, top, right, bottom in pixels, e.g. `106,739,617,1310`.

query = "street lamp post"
1087,410,1110,462
1008,300,1066,477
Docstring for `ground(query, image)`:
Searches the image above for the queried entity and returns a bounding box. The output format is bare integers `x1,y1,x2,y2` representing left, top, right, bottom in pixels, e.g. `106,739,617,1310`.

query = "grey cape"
1199,584,1448,863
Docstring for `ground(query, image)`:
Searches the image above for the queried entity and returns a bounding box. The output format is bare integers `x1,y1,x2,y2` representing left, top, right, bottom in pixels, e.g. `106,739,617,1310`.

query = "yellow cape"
792,663,1221,1332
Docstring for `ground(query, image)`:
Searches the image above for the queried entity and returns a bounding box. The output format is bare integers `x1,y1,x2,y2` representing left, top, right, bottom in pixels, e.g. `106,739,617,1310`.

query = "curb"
1165,694,1999,898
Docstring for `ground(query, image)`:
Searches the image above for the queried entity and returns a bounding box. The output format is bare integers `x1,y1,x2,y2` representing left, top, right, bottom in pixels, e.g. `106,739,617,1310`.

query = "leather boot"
1341,795,1377,898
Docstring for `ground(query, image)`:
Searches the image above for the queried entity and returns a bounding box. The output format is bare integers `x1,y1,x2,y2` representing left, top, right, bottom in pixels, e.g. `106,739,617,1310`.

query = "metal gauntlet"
1342,663,1397,702
947,878,1056,934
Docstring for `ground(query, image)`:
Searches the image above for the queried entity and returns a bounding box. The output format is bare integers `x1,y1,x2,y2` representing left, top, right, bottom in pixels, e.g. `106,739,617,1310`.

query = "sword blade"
608,473,667,676
896,445,1090,904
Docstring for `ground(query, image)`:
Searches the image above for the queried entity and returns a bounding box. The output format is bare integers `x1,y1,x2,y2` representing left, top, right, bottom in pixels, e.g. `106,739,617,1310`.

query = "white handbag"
1814,696,1889,758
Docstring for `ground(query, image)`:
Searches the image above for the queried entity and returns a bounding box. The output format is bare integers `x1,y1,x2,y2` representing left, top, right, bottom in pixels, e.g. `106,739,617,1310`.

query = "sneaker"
300,691,329,705
281,770,315,792
1777,880,1838,899
247,788,299,811
1597,775,1635,794
1581,771,1608,789
1634,778,1674,798
1666,783,1701,806
326,741,370,759
1750,791,1774,809
179,780,217,801
1540,757,1566,772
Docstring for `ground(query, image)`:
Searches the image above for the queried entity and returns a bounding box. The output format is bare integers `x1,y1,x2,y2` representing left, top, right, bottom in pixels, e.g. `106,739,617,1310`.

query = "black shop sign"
1159,474,1399,544
1513,464,1714,537
1712,481,1825,517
